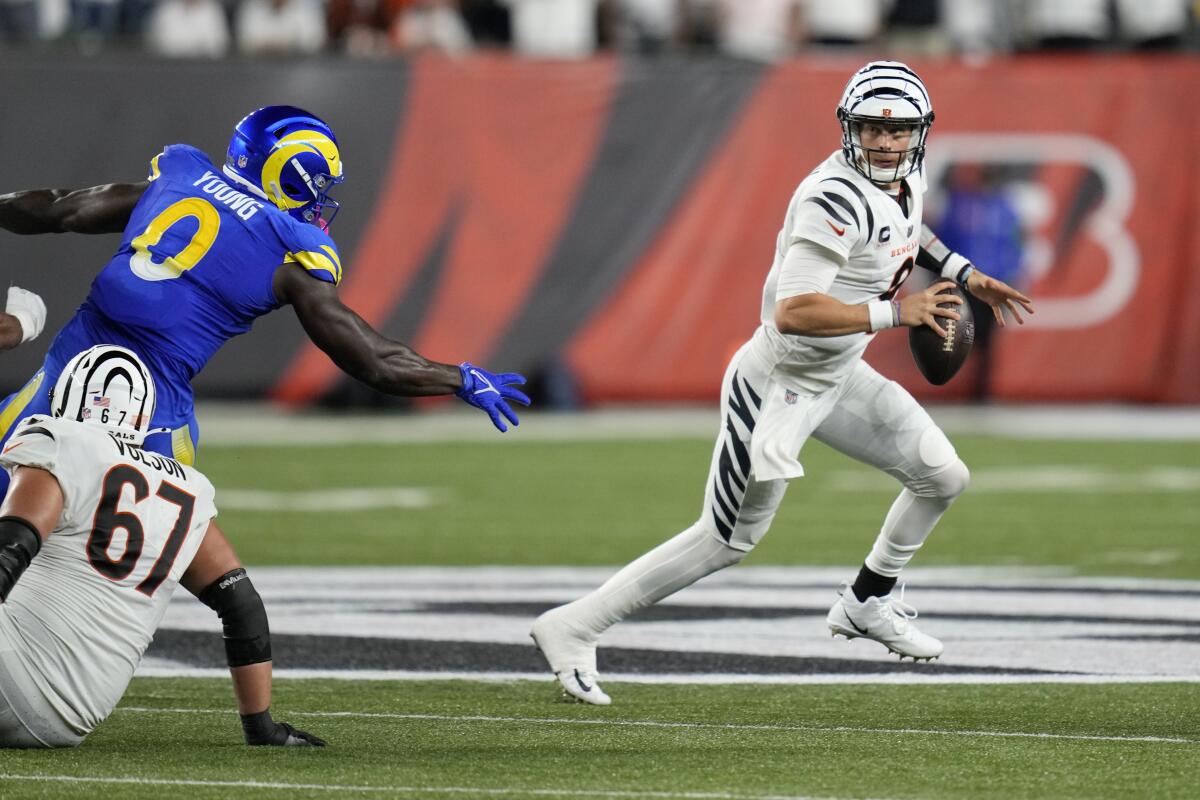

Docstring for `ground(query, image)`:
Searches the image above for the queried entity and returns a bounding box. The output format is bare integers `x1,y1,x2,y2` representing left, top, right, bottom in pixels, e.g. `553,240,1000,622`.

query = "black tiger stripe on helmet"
50,345,157,444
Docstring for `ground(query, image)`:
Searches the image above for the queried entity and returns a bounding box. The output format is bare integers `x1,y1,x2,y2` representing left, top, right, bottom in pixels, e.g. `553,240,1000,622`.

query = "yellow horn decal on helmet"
260,130,342,211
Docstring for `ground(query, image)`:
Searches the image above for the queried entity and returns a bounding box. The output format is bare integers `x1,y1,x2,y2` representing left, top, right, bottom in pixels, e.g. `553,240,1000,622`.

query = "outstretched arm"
181,522,325,747
274,262,461,396
917,224,1034,325
274,263,530,430
0,182,148,235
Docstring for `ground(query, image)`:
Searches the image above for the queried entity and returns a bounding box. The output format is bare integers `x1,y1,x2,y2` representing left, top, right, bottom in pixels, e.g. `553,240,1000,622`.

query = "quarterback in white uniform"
532,61,1035,704
0,345,323,747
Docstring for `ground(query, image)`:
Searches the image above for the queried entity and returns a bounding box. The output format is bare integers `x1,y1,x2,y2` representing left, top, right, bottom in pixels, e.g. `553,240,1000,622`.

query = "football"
908,285,975,385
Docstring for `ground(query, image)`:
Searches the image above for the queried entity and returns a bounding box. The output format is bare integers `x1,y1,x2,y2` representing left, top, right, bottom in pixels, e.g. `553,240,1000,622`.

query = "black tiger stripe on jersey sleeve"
804,196,853,227
820,177,874,241
820,191,860,227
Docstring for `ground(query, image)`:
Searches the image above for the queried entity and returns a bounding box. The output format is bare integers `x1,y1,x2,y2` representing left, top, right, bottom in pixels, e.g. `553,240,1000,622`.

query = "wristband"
867,300,897,332
10,310,36,343
940,253,974,286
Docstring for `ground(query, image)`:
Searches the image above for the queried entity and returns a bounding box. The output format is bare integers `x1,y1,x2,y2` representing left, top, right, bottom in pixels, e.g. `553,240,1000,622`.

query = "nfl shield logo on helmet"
237,155,248,168
784,390,798,405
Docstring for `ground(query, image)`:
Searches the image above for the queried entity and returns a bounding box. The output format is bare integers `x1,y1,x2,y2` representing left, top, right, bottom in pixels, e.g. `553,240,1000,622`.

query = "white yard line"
0,774,875,800
114,706,1198,745
218,487,442,511
133,667,1200,687
828,466,1200,493
193,404,1200,445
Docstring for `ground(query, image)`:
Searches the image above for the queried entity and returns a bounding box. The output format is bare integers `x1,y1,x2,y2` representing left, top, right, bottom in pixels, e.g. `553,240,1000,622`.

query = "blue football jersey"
40,144,343,441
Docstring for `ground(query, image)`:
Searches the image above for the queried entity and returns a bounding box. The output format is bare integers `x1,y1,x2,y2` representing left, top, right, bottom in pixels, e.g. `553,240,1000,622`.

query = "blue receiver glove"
456,362,531,433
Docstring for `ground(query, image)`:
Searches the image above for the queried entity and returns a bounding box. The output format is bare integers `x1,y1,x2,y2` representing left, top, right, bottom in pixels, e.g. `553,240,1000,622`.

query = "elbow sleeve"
198,568,272,667
0,516,42,602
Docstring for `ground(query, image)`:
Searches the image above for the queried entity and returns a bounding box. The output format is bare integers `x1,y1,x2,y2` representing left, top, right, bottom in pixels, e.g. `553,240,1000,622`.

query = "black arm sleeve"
0,516,42,602
197,568,272,667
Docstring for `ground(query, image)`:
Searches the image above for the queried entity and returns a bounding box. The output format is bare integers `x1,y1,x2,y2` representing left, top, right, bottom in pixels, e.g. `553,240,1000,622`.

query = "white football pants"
558,344,970,639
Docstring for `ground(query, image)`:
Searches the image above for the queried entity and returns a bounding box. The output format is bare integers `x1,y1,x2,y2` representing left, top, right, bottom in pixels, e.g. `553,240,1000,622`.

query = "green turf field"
201,434,1200,579
3,431,1197,799
1,678,1197,799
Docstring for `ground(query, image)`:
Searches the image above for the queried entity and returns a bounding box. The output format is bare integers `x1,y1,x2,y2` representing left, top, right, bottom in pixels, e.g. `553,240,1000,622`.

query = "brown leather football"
908,285,975,385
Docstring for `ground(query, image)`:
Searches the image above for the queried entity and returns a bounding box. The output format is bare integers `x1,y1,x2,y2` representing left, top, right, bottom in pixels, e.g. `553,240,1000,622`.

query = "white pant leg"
701,344,790,552
0,620,83,748
560,345,794,639
812,361,970,576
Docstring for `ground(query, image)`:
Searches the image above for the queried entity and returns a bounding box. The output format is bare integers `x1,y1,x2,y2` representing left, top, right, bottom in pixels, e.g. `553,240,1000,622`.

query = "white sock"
560,522,745,638
865,488,953,577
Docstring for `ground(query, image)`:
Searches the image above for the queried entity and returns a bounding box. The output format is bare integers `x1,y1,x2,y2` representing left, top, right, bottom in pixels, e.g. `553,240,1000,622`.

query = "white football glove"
6,286,47,343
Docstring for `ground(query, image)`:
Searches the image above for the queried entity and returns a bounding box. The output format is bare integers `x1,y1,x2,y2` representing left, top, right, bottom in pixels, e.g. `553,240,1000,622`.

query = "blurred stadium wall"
2,54,1197,404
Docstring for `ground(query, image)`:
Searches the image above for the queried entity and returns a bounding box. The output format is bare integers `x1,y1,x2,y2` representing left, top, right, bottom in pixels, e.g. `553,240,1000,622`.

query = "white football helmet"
51,345,157,445
837,60,934,184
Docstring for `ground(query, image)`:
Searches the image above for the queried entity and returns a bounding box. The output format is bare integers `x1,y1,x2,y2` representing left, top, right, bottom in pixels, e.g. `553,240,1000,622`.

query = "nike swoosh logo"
848,618,869,635
2,442,23,454
574,669,593,692
825,219,846,236
469,369,500,397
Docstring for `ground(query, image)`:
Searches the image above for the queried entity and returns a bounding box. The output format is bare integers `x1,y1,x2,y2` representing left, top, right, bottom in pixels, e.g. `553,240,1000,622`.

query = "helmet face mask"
836,61,934,184
51,345,157,446
223,105,345,229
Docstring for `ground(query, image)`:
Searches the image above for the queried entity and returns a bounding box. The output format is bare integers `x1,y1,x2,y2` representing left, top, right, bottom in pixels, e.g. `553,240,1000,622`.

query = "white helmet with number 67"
50,345,157,445
836,60,935,184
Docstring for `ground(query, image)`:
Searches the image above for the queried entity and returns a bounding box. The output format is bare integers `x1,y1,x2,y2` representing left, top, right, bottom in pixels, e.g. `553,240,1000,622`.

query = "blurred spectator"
614,0,680,53
117,0,159,37
392,0,473,54
236,0,326,55
886,0,949,56
145,0,230,57
1023,0,1109,50
459,0,508,45
0,0,40,43
941,0,1015,57
327,0,391,55
804,0,888,48
714,0,803,61
678,0,718,50
935,164,1024,401
500,0,599,58
1114,0,1191,50
72,0,121,52
40,0,72,39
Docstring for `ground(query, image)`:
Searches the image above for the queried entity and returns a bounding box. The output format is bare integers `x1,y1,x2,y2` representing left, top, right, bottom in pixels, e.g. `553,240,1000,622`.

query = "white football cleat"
826,583,943,661
530,607,612,705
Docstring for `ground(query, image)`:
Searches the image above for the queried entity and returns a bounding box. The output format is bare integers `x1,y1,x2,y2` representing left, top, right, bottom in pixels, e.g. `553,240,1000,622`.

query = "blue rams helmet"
223,105,345,228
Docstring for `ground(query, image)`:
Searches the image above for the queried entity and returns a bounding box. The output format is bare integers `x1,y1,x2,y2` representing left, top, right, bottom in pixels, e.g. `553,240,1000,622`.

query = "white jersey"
747,151,925,395
0,415,216,737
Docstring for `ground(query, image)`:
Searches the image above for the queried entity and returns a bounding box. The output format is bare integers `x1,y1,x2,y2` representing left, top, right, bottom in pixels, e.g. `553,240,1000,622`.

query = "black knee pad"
197,568,271,667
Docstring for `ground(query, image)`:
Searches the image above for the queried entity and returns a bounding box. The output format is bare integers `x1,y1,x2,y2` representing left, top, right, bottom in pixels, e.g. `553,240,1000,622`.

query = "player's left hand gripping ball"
457,362,531,432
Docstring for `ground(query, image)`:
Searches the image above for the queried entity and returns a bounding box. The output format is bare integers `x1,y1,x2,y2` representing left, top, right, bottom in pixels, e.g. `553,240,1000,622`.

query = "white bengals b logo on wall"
925,134,1139,330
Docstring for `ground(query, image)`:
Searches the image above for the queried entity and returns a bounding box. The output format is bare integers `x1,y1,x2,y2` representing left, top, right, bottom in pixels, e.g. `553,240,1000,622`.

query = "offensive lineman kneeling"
0,345,323,748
